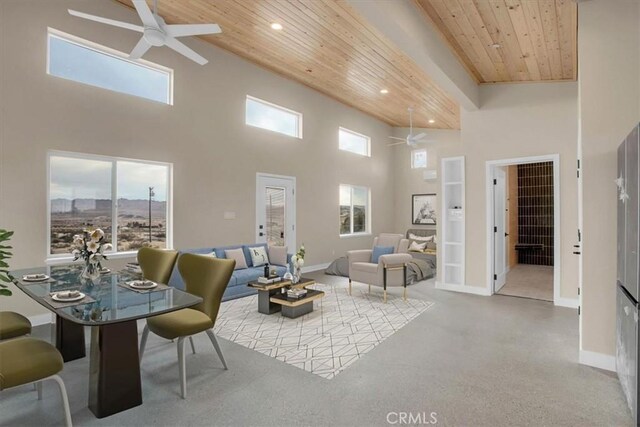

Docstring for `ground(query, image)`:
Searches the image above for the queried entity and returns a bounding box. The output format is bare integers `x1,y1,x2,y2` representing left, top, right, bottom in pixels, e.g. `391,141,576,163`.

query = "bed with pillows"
406,228,437,265
167,243,292,301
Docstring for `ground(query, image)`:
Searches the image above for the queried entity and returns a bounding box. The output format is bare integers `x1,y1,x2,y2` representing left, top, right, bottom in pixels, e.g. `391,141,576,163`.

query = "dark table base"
56,315,86,362
281,302,314,319
88,320,142,418
257,289,282,314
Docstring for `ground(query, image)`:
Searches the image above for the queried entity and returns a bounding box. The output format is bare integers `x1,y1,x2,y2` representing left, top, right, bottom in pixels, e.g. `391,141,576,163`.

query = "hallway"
497,264,554,301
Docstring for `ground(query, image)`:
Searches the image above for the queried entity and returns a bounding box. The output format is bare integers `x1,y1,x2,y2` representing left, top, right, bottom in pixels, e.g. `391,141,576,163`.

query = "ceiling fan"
68,0,221,65
388,108,432,147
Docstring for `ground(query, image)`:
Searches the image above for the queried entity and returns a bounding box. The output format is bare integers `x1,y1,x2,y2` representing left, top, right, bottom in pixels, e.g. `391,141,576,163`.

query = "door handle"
280,232,285,238
573,251,581,255
505,233,509,237
259,232,264,237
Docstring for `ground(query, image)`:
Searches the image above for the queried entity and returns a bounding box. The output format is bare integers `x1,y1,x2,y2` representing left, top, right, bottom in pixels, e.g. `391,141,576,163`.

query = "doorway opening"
256,173,296,250
486,155,559,302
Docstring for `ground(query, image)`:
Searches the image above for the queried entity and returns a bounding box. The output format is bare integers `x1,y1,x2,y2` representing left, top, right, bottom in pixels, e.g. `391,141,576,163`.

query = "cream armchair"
347,233,412,302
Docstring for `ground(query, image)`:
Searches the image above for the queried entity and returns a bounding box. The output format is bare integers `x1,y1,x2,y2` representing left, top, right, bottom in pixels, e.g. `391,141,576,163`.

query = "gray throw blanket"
325,256,435,284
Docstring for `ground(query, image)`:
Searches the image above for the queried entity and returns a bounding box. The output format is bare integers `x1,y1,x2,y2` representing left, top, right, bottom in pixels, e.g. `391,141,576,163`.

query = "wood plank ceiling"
115,0,460,129
414,0,578,83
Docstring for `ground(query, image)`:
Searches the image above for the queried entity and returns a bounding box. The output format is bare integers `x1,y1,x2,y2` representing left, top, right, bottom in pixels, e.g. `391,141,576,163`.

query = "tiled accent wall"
517,162,554,266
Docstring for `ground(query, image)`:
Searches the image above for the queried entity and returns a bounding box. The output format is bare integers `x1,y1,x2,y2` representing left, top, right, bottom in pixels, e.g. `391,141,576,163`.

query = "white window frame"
339,184,371,237
339,127,371,157
46,28,174,105
46,150,174,264
245,95,303,139
411,148,428,169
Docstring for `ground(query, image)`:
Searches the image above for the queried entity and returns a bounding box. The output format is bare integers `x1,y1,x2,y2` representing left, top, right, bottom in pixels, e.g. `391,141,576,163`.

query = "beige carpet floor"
497,264,554,301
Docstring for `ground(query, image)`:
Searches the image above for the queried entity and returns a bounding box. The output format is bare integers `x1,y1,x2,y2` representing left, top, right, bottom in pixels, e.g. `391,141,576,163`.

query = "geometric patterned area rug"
213,283,434,379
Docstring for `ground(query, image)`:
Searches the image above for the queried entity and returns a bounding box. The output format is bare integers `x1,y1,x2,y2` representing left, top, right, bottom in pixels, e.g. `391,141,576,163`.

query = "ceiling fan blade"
164,37,208,65
413,132,427,140
388,136,406,141
132,0,158,28
167,24,222,38
68,9,143,32
129,37,152,59
388,141,406,146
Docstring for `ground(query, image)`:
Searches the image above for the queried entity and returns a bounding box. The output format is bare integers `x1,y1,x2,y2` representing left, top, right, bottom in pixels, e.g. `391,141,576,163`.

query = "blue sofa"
167,243,292,301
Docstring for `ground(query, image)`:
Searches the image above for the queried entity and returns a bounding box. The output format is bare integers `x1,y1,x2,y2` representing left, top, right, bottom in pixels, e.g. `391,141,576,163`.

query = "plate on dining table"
127,280,157,290
22,274,50,282
51,291,85,302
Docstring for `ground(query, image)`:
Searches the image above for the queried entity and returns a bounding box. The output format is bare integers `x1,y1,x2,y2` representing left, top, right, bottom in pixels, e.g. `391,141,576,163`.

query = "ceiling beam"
346,0,480,111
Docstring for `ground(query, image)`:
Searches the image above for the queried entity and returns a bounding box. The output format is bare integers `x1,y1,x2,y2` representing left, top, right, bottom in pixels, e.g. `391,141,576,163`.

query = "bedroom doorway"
486,156,559,303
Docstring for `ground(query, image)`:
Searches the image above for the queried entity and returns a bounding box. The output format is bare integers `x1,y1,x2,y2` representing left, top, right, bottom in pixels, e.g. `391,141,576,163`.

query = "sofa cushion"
242,244,268,267
372,246,394,263
233,267,263,285
268,245,288,266
225,248,248,270
247,245,269,267
214,244,244,260
351,262,378,274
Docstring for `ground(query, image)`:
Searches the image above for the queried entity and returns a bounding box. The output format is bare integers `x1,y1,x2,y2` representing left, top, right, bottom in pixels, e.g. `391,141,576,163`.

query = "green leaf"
0,245,12,250
0,275,11,283
0,261,8,268
0,288,12,296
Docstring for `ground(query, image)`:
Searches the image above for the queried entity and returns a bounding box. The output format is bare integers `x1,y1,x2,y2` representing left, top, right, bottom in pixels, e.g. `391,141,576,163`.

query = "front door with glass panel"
256,174,296,250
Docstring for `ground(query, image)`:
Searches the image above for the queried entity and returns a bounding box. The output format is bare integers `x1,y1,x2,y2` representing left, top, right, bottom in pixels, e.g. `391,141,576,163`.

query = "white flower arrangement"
71,229,111,279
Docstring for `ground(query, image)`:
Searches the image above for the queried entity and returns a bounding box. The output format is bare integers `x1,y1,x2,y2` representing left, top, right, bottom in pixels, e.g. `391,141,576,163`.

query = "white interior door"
256,174,296,250
493,167,507,291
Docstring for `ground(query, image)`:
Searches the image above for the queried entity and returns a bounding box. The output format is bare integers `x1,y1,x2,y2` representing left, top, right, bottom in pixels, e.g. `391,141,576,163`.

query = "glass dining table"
10,264,202,418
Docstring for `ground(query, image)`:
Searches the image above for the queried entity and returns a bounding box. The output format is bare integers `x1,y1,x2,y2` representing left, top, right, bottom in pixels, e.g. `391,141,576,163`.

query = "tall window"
340,185,370,236
245,95,303,138
339,127,370,156
411,149,427,169
47,28,173,105
48,152,172,259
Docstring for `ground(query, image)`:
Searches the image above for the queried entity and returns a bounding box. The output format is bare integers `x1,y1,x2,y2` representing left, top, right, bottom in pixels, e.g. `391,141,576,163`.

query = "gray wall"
0,0,395,317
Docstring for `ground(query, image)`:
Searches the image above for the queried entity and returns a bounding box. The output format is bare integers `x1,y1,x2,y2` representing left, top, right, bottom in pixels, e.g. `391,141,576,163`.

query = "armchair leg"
177,337,187,399
403,287,407,301
348,279,352,296
189,336,196,355
384,290,387,304
139,325,149,362
37,381,43,400
368,284,371,294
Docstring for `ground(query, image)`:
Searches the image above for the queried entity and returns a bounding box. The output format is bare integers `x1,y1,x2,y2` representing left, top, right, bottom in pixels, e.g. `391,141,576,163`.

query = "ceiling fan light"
271,23,283,30
428,119,435,124
380,88,388,94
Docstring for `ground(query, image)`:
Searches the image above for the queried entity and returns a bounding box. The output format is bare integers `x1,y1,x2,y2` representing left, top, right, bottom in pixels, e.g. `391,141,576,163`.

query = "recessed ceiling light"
380,89,389,94
491,43,501,49
428,119,435,124
271,23,283,30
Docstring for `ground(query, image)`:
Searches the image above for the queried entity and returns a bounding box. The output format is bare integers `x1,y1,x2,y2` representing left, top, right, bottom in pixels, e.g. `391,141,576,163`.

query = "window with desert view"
49,154,171,256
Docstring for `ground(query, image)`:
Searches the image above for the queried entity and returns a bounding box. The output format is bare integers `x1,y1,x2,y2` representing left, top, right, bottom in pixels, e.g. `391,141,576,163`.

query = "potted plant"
0,229,14,296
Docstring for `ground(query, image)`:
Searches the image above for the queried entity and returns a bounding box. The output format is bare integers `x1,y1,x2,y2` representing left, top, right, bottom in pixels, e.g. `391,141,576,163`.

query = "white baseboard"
29,313,54,326
435,282,491,296
579,350,615,372
554,297,579,309
301,263,331,274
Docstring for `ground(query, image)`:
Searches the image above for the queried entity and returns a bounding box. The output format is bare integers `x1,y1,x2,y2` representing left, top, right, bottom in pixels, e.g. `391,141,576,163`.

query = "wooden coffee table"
247,277,317,315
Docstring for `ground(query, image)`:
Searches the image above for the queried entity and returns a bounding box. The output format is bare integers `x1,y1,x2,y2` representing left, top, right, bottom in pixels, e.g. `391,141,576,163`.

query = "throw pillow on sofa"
372,246,395,263
268,245,288,266
225,248,248,270
248,246,269,267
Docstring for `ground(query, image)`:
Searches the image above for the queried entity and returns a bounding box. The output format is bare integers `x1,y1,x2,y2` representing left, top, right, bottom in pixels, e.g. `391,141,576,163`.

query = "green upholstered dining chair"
0,311,32,340
137,247,179,285
139,254,235,399
0,337,72,426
